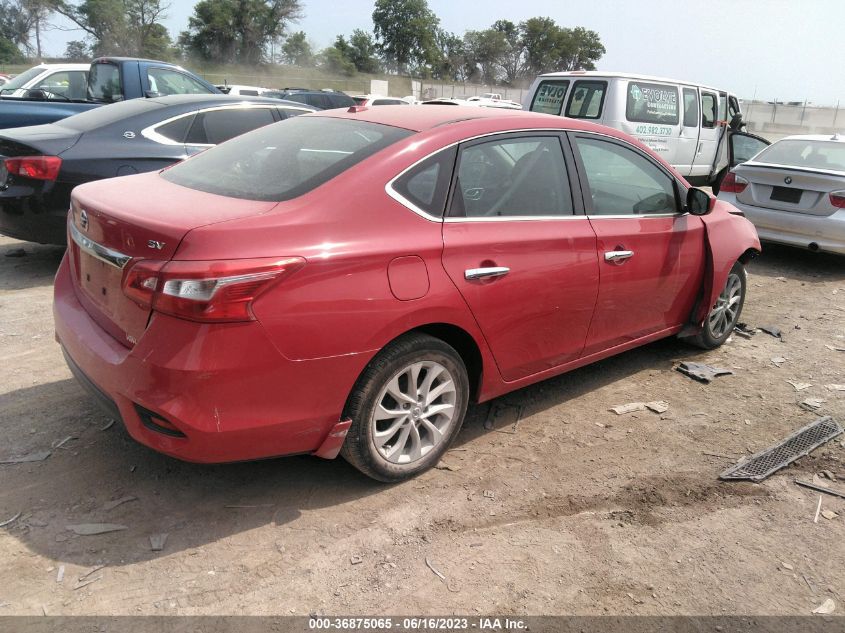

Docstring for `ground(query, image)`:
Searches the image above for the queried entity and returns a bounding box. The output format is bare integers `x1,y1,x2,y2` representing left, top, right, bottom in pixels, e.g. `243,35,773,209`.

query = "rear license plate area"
79,250,122,314
770,186,802,204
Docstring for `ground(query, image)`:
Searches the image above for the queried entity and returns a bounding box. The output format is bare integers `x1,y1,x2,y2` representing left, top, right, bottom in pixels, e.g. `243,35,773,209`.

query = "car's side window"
279,107,311,119
392,148,456,217
36,70,88,100
682,88,698,127
154,114,195,143
565,81,606,119
701,92,717,129
186,108,276,145
574,136,678,215
448,136,573,218
147,68,213,96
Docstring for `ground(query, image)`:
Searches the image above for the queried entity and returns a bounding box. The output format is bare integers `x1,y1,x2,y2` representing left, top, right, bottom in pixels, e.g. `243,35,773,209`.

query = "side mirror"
24,89,48,100
687,187,713,216
729,112,744,130
145,90,162,98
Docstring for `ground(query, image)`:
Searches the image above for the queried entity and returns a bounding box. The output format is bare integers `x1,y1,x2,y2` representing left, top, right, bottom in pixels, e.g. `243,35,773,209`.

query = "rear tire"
340,333,469,482
690,261,746,349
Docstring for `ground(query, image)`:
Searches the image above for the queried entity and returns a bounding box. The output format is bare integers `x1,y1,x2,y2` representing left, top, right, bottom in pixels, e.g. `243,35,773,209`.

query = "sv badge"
147,240,166,250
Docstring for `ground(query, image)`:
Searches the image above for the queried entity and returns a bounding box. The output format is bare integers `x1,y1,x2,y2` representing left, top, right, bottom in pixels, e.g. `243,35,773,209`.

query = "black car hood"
0,123,82,157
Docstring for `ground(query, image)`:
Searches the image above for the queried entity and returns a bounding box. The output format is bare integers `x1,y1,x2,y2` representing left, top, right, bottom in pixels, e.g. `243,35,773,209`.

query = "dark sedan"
0,94,314,245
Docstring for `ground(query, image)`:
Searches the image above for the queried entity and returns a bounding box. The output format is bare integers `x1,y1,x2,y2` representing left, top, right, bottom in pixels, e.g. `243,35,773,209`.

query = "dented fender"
693,200,762,325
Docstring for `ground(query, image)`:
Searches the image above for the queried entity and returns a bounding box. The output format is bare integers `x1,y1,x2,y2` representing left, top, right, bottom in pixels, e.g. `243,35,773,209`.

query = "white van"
523,71,768,191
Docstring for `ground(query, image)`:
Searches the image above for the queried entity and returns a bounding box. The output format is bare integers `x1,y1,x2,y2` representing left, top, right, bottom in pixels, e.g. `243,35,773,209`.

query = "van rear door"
675,86,700,176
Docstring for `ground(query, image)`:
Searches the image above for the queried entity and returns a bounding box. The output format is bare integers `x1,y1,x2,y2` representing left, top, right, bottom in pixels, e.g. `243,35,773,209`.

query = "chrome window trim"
69,221,131,270
141,104,285,147
386,127,686,223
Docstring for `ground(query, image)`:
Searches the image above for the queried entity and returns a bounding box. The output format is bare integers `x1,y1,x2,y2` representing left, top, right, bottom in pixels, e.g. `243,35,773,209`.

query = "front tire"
690,261,746,349
340,333,469,482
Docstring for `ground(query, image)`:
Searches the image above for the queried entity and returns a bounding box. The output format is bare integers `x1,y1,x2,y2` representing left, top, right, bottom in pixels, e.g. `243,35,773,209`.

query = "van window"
625,82,679,125
529,81,569,116
718,92,728,122
701,92,717,129
682,88,698,128
565,81,606,120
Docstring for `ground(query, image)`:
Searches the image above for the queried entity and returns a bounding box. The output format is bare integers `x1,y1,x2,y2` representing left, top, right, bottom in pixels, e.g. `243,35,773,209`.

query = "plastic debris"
800,398,825,411
786,381,812,391
52,436,76,450
825,344,845,352
812,599,835,615
66,523,128,535
676,362,734,383
484,402,522,434
103,496,137,511
56,566,65,583
771,357,787,367
825,384,845,391
759,325,783,340
0,512,21,528
149,533,169,551
813,496,823,523
425,556,446,581
350,555,363,565
821,509,838,520
100,420,115,431
0,451,51,464
733,323,756,339
483,490,495,499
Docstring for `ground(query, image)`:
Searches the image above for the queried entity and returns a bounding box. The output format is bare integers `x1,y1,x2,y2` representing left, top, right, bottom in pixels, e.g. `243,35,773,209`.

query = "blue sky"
41,0,844,104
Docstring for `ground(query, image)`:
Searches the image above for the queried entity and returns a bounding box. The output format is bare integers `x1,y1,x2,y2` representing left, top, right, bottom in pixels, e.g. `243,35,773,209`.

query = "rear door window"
392,148,456,217
186,107,277,145
449,136,573,218
154,113,195,143
565,81,606,119
626,81,679,125
682,88,699,127
529,81,569,116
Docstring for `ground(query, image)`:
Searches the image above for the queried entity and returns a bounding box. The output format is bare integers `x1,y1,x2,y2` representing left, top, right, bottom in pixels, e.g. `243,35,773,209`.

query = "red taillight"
121,257,305,322
4,156,62,181
721,171,748,194
830,190,845,209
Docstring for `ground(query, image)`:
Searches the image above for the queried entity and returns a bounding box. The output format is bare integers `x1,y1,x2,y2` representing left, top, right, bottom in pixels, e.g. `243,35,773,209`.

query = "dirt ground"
0,233,843,617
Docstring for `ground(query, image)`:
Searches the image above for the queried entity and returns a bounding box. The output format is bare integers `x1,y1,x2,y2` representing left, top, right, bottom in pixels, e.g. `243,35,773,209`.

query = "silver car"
718,133,845,255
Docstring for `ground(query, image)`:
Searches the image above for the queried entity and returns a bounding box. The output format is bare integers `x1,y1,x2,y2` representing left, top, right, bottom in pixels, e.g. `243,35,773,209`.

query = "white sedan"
718,133,845,255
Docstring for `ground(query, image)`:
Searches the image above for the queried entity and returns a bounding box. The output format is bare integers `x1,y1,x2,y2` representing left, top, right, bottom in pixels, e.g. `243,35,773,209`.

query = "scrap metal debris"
0,512,21,528
813,599,835,615
56,566,65,583
52,436,77,450
719,416,843,481
73,576,102,591
786,381,812,391
0,450,51,464
103,496,137,511
610,401,669,415
825,344,845,352
100,420,115,431
66,523,128,536
676,362,734,383
149,533,169,551
759,325,784,340
825,384,845,392
78,565,105,581
733,323,756,339
484,402,522,433
771,357,787,367
796,479,845,500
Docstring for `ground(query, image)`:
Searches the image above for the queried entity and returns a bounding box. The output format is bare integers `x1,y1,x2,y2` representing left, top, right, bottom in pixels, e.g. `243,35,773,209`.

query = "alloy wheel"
708,272,743,339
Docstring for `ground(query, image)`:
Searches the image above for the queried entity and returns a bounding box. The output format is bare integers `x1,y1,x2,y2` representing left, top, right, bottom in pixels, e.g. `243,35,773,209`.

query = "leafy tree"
372,0,439,74
431,29,467,81
520,17,604,75
463,28,506,84
491,19,525,84
0,37,23,63
347,29,380,74
281,30,312,66
0,0,34,57
64,39,90,59
54,0,175,58
320,43,355,76
556,26,604,71
179,0,302,65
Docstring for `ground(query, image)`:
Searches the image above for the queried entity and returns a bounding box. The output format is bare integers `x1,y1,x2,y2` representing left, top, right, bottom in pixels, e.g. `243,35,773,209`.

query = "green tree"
179,0,302,64
54,0,175,58
64,39,90,59
0,37,23,63
463,28,506,84
491,19,525,84
372,0,439,74
431,29,466,81
520,17,604,75
320,42,355,76
0,0,33,57
281,30,312,66
556,26,605,71
347,29,380,74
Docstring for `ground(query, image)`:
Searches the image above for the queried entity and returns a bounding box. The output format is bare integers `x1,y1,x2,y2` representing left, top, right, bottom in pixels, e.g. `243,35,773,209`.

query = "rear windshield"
529,80,569,116
162,116,413,201
88,62,122,102
754,139,845,172
60,98,164,131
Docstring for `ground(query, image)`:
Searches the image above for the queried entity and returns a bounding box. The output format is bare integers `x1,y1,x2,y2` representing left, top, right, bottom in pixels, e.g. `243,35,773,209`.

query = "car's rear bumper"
53,253,367,463
719,193,845,255
0,197,68,245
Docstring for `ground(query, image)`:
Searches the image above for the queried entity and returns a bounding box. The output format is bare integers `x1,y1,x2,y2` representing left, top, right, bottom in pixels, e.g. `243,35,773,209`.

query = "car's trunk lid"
68,171,278,347
0,123,82,158
734,163,845,217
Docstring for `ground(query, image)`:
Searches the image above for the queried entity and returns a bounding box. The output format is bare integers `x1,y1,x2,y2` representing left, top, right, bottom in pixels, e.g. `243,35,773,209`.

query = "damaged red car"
53,105,760,481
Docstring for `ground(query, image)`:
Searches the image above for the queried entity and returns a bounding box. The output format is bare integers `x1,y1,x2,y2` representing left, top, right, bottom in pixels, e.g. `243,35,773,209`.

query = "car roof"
779,133,845,143
27,63,89,71
313,103,608,133
147,94,313,109
537,70,721,92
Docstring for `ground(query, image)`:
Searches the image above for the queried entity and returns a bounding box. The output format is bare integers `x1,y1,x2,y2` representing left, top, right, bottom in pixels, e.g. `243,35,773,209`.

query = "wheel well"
413,323,483,401
738,247,760,264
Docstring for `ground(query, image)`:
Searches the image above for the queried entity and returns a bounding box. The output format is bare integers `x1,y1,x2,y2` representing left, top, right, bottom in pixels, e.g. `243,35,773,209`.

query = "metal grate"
720,416,843,481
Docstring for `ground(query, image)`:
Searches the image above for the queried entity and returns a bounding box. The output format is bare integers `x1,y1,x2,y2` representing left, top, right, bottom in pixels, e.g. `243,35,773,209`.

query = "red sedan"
53,105,760,481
